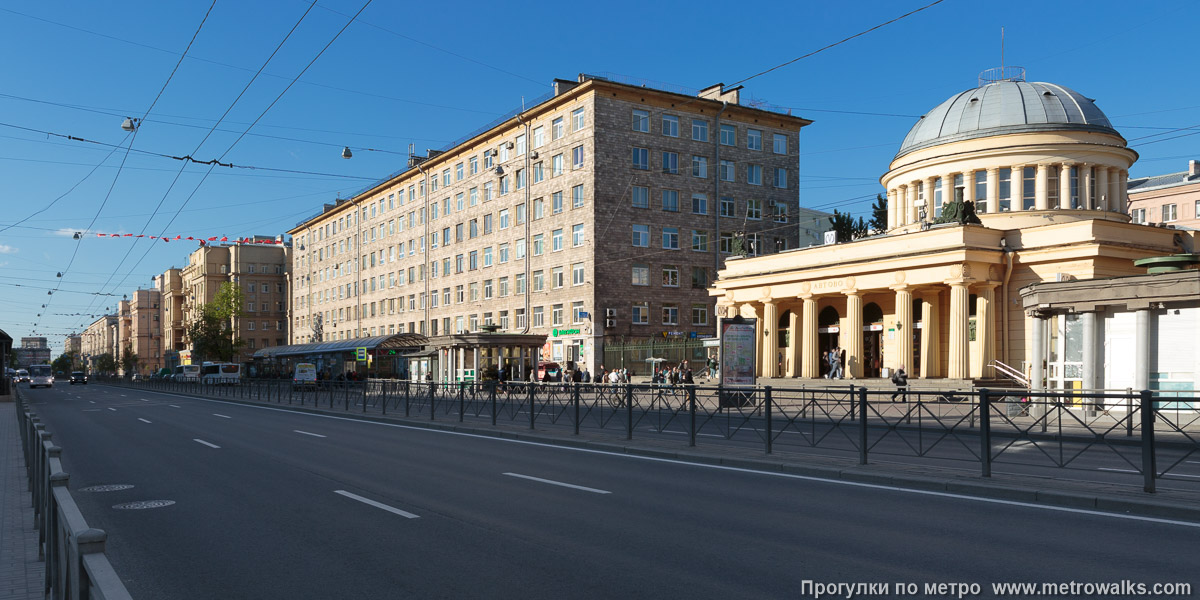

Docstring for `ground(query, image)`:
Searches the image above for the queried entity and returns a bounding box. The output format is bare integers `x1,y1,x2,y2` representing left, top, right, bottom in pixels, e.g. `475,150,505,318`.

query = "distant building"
81,315,119,372
16,337,50,368
64,334,82,368
1127,160,1200,229
155,268,186,369
117,289,164,376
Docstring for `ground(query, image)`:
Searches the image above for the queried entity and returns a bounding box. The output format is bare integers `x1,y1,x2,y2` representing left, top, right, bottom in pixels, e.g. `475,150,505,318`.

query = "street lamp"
121,117,140,132
341,146,353,159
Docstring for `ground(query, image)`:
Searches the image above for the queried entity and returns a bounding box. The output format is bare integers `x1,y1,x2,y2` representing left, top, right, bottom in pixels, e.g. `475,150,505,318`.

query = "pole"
979,388,992,477
764,386,773,455
858,387,868,465
1140,389,1156,493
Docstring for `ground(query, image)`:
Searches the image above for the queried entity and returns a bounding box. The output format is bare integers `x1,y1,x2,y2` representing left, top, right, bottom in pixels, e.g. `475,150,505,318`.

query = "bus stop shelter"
251,333,428,379
424,332,548,382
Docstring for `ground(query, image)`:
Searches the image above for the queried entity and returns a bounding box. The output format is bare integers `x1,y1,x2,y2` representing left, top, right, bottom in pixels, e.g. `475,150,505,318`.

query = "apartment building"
288,74,812,372
180,240,290,363
116,288,164,375
16,337,50,368
155,268,187,368
1127,159,1200,229
80,315,118,371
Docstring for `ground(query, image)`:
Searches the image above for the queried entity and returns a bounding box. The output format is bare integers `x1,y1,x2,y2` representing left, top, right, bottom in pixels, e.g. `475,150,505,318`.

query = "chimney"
1189,159,1199,178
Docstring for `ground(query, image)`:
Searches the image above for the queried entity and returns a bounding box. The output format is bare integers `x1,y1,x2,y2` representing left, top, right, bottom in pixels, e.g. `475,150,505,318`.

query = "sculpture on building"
933,187,983,225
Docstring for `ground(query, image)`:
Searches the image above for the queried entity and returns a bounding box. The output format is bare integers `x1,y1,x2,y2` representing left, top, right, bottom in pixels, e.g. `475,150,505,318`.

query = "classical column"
1030,314,1046,390
1010,165,1024,211
786,307,800,377
801,296,819,378
898,185,909,227
1108,172,1121,214
1059,163,1073,209
1095,166,1110,212
1117,170,1129,213
1082,165,1094,210
986,167,1000,212
920,291,941,378
940,175,954,217
1035,164,1050,210
947,281,971,380
844,292,863,379
754,304,764,377
924,177,937,222
894,287,913,374
972,283,996,379
1081,311,1097,391
761,300,778,378
908,181,920,224
962,169,975,205
887,189,898,229
1134,308,1150,391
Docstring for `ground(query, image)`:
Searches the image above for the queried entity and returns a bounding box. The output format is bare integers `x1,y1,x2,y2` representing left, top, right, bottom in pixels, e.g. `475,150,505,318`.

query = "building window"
572,145,584,169
632,263,649,286
661,151,679,174
532,162,544,184
499,243,510,263
552,266,565,289
534,198,545,220
552,116,564,140
691,266,708,288
533,306,544,327
720,196,735,217
552,304,564,326
552,228,563,252
632,186,649,208
662,266,680,288
483,246,493,267
662,114,679,137
552,153,564,176
692,119,708,142
499,209,510,230
572,184,584,208
747,199,762,220
632,109,649,132
747,128,762,151
533,126,544,148
661,190,679,212
692,156,708,178
483,279,493,299
572,262,585,285
632,302,649,325
691,230,708,252
552,191,564,214
719,232,734,254
975,170,989,214
691,194,708,215
720,160,734,182
774,202,788,223
774,167,788,189
632,147,649,170
533,270,544,292
632,224,649,247
662,227,679,250
572,224,584,247
533,234,544,256
720,124,736,146
773,133,787,154
1163,203,1178,222
747,164,762,186
662,304,679,325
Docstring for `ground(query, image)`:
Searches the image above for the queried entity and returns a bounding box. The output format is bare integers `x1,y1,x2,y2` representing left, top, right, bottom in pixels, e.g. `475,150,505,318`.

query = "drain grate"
80,484,135,493
113,500,175,510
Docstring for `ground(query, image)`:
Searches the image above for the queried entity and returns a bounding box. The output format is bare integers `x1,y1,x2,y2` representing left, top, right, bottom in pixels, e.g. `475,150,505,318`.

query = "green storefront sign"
551,328,581,337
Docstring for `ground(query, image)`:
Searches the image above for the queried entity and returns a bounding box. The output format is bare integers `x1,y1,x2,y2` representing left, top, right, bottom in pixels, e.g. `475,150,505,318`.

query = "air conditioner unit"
494,166,504,175
489,149,498,157
530,151,539,159
505,142,514,150
605,308,616,318
605,319,616,328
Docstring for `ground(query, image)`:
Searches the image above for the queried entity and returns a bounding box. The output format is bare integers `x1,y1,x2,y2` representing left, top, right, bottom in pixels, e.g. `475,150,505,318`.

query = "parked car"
69,372,88,385
293,363,317,389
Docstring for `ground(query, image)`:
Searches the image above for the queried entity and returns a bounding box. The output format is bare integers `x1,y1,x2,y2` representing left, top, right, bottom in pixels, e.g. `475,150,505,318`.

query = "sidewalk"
0,397,43,600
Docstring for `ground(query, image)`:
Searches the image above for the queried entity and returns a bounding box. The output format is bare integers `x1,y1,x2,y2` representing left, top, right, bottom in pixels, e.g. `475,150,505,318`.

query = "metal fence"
112,378,1200,494
15,388,134,600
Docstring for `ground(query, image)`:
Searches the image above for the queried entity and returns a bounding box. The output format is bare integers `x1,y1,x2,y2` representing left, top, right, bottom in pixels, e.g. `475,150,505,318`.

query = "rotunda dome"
895,80,1118,159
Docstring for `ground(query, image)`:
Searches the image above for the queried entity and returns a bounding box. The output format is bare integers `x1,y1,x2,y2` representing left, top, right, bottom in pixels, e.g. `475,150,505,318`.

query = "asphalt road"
22,382,1200,599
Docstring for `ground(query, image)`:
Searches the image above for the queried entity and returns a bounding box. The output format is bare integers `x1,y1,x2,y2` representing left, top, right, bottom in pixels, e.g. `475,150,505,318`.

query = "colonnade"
887,164,1129,229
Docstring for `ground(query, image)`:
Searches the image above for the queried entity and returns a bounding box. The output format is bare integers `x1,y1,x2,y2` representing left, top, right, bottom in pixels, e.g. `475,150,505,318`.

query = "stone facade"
80,315,118,372
288,75,813,373
117,288,164,376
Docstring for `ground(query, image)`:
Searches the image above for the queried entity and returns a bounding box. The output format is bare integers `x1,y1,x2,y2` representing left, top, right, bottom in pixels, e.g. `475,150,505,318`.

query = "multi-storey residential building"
155,268,187,369
288,74,812,373
80,315,118,372
64,334,81,367
180,240,290,364
116,288,164,376
1127,159,1200,229
16,337,51,368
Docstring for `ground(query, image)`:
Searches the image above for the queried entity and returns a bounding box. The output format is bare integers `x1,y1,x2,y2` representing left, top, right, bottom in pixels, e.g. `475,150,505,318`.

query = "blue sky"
2,0,1196,356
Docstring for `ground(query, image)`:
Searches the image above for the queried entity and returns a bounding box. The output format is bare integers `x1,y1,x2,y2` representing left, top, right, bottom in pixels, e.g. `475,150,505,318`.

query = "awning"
252,333,428,359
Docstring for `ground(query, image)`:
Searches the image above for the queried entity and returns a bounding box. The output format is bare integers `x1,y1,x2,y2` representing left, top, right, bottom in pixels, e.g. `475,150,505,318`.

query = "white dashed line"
170,405,181,408
193,439,220,449
107,408,117,412
294,430,327,438
334,490,418,519
1098,467,1200,479
89,401,95,404
502,472,611,494
138,418,152,424
213,414,232,419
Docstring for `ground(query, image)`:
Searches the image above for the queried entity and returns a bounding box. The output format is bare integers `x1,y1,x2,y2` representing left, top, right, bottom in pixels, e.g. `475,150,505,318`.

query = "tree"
828,210,869,243
869,194,888,234
52,352,76,375
120,344,139,376
96,353,117,375
187,310,242,363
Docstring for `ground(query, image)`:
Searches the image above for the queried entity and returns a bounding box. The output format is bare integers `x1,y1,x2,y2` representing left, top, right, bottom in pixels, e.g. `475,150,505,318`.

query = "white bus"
173,364,202,381
201,362,241,385
29,365,54,388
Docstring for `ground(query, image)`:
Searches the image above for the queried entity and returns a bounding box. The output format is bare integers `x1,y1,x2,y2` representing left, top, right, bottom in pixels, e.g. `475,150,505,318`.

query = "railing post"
458,382,465,422
382,381,389,415
848,384,856,422
688,385,697,447
1141,389,1156,493
362,382,369,413
858,387,868,465
1126,387,1134,438
573,383,581,435
979,388,992,477
626,384,634,441
430,382,436,421
405,382,411,417
490,381,497,426
764,386,773,455
528,383,536,430
344,383,351,411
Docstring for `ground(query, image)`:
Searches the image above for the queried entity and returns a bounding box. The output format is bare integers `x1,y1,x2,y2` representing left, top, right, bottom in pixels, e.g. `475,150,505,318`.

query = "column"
986,167,1000,212
754,304,764,377
898,185,909,227
786,308,800,377
887,189,898,229
972,284,996,378
924,177,937,222
1117,170,1129,214
1134,308,1150,391
1035,164,1050,210
1082,165,1094,210
947,281,970,380
920,291,941,378
845,292,863,379
1031,315,1046,390
1095,166,1110,212
1059,163,1073,209
801,296,818,378
1081,311,1097,391
762,300,778,378
1009,165,1024,211
908,181,920,224
940,175,954,217
1108,171,1121,214
962,169,975,204
894,287,913,374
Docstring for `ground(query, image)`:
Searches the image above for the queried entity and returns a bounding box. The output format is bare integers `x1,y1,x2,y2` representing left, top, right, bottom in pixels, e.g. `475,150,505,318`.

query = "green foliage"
187,311,242,363
120,344,139,376
828,209,869,243
96,353,117,374
52,352,76,375
869,194,888,234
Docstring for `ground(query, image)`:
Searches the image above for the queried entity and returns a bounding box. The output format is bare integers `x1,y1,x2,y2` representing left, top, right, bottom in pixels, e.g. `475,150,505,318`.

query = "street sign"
355,347,367,361
579,311,589,319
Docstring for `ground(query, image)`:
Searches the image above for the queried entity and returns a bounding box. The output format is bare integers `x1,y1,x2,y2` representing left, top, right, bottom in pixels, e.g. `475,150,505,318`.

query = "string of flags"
93,233,284,246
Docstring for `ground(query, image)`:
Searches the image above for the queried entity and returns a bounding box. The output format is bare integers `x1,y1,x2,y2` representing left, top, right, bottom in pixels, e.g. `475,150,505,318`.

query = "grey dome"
896,81,1118,158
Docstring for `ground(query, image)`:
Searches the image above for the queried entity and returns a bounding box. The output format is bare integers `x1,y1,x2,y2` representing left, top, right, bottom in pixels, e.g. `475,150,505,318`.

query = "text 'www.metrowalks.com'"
800,580,1192,598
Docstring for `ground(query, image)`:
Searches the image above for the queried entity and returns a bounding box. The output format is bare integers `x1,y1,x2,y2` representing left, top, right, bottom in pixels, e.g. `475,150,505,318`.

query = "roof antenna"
1000,26,1005,74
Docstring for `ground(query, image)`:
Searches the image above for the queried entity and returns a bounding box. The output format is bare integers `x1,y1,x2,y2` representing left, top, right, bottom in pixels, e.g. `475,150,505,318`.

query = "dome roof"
896,81,1118,159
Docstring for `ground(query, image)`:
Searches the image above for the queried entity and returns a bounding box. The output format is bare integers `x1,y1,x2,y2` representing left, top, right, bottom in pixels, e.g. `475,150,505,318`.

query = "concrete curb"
102,384,1200,524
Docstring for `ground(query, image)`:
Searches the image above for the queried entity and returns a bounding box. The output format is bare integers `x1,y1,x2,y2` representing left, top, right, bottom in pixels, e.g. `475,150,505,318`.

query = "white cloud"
0,244,16,254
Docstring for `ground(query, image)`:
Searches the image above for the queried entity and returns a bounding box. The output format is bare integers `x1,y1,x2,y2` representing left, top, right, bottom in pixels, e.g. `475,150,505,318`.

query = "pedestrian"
825,349,835,379
837,347,846,379
891,365,909,402
682,366,694,385
777,351,783,377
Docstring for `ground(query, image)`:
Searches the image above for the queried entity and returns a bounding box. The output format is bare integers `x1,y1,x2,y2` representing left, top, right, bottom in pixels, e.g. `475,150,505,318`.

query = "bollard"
858,387,868,465
764,386,773,455
1140,389,1156,493
979,388,992,477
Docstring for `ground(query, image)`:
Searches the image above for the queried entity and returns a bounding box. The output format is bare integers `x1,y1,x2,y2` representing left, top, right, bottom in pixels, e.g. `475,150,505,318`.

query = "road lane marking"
89,401,95,404
502,472,611,494
107,408,117,412
294,430,327,438
138,418,152,424
121,395,127,397
142,399,149,402
170,405,181,408
127,387,1200,528
333,490,418,519
213,414,232,419
1099,467,1200,480
193,439,220,449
